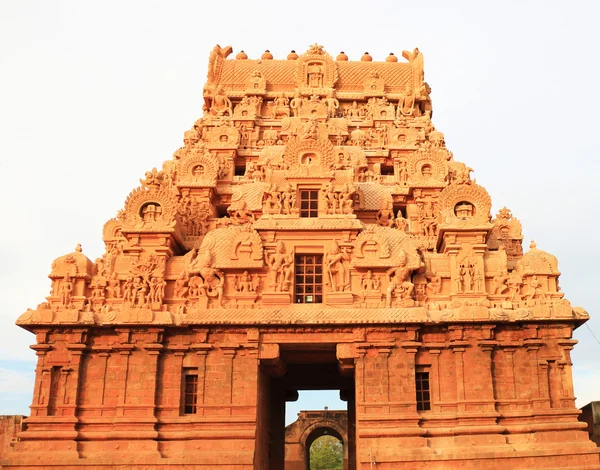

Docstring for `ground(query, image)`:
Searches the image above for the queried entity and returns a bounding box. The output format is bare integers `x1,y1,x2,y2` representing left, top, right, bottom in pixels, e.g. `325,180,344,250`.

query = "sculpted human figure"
263,184,282,214
60,273,74,306
528,275,546,302
107,272,121,298
321,183,338,214
123,276,135,303
324,91,339,118
290,90,302,117
234,271,255,293
197,258,225,307
507,270,523,301
395,211,407,231
361,270,379,291
339,184,355,214
386,251,414,307
264,241,293,292
325,242,351,293
210,86,233,117
425,273,442,296
492,271,509,295
376,200,395,227
397,86,416,117
281,183,296,214
347,101,361,119
174,271,190,298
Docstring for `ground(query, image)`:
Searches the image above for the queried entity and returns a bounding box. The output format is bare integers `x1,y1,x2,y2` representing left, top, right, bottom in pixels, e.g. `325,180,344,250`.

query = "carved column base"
231,292,258,308
262,292,291,306
326,291,354,306
360,291,383,308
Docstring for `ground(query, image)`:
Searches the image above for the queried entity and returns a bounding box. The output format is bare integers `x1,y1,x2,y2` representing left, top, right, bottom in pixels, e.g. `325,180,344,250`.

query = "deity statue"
301,116,319,140
174,271,190,298
385,251,414,307
290,90,303,117
264,241,293,292
492,271,509,295
397,86,416,117
361,270,380,291
209,86,233,117
376,200,395,227
106,272,121,298
195,257,225,307
234,270,256,293
395,211,407,231
346,101,361,120
321,183,338,214
507,271,523,301
325,242,351,293
281,183,296,214
324,92,339,118
262,184,282,214
338,184,355,214
425,273,442,296
527,275,546,302
60,274,74,306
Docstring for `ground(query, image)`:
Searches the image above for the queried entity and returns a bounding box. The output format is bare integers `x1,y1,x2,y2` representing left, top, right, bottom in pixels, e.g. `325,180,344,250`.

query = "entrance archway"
285,410,348,470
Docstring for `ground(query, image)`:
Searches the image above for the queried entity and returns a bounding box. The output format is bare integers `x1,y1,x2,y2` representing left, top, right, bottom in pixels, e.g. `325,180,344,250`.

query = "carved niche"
364,71,385,96
121,187,177,232
437,182,492,228
295,44,338,95
177,152,220,187
488,207,524,267
245,70,266,95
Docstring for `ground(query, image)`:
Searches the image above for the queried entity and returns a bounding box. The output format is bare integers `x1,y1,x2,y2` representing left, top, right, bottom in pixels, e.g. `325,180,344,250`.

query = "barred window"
416,370,431,411
299,190,319,218
295,254,323,304
183,372,198,415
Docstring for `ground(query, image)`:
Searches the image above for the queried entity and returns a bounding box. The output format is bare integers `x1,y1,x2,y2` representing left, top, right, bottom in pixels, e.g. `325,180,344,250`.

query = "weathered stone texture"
4,44,599,469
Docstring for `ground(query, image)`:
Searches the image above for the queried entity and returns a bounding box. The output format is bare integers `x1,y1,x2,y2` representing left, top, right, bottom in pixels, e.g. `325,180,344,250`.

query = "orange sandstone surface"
3,44,599,469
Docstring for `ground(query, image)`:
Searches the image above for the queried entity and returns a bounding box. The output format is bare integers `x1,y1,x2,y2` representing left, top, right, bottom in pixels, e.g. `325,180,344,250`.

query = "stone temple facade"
4,44,600,469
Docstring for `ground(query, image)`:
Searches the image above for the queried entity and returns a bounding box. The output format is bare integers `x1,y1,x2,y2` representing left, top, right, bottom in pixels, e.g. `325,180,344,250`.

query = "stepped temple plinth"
4,44,599,469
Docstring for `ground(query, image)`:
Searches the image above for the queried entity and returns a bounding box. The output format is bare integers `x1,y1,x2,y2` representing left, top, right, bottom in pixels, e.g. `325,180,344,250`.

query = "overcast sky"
1,1,599,425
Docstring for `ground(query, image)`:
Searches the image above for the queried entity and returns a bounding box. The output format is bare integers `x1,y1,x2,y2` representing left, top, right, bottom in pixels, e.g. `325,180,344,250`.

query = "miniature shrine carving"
9,44,597,470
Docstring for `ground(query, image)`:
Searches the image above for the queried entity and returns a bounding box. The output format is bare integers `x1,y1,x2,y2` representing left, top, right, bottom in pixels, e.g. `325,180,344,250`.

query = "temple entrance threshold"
257,343,355,470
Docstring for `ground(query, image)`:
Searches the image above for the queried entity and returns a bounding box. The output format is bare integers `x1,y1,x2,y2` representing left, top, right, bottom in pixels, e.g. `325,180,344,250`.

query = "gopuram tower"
5,44,599,469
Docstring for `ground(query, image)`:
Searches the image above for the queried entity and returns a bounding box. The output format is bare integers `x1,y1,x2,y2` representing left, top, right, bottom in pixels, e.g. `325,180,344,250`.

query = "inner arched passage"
306,426,345,470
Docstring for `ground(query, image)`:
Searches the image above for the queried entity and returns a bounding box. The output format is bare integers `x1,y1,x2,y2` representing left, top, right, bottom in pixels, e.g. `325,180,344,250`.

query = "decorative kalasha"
10,45,597,470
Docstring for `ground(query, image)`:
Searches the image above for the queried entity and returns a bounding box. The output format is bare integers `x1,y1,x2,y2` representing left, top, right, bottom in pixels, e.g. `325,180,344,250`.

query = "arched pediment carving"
102,218,125,243
520,241,560,276
352,225,420,269
193,225,263,269
230,182,267,212
230,227,264,262
282,137,336,171
438,182,492,228
177,152,220,187
121,187,177,232
407,147,447,186
206,124,240,149
49,244,94,280
353,226,391,262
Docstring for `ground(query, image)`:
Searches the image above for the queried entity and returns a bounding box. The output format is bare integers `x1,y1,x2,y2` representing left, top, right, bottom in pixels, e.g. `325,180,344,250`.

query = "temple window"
299,190,319,218
182,370,199,415
415,368,431,411
294,254,323,304
47,366,62,416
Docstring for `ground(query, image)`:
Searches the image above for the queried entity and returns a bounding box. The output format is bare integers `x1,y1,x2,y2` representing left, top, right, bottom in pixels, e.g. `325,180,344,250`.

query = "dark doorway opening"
257,343,355,470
